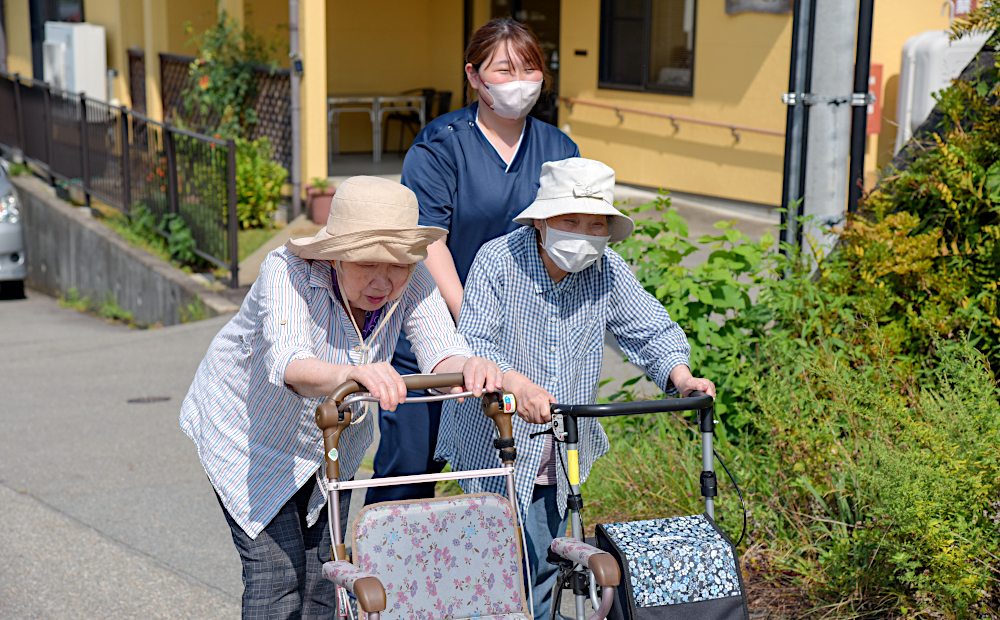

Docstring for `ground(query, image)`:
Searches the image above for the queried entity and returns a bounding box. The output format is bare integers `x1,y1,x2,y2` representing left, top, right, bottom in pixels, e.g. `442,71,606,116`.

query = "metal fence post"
164,123,179,216
119,107,132,211
12,74,25,155
41,85,54,185
78,93,91,208
227,138,239,288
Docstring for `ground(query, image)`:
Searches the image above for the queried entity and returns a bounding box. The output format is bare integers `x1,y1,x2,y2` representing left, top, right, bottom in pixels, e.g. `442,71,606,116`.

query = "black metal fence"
0,71,239,287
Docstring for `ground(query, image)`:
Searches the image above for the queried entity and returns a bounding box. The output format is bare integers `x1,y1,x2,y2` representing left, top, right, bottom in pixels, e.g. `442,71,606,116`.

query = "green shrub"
614,194,780,433
235,137,287,229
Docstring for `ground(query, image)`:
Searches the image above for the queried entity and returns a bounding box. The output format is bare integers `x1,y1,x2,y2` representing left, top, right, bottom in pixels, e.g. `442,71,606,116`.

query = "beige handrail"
558,97,785,142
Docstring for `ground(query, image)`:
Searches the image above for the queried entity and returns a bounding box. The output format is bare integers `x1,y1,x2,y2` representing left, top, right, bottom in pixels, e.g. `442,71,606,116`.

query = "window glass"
599,0,695,95
57,0,84,22
647,0,694,90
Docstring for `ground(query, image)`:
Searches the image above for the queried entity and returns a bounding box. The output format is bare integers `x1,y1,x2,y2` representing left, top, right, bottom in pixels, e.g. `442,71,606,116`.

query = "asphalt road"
0,291,242,618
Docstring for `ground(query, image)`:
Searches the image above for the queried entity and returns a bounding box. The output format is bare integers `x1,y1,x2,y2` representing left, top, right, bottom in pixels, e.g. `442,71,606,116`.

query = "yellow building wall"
245,0,291,69
867,2,950,177
82,0,146,105
301,0,328,185
559,0,790,205
4,0,32,76
166,0,217,55
325,0,464,154
560,0,955,206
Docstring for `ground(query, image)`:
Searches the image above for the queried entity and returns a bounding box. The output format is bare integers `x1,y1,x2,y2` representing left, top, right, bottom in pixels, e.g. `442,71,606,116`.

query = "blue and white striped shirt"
435,226,691,524
180,246,471,539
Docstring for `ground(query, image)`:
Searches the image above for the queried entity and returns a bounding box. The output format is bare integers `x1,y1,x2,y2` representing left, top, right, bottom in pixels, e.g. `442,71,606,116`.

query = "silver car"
0,159,26,298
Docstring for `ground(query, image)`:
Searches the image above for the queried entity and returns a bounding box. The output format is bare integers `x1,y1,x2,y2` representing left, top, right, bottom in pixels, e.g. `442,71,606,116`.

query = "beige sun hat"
285,176,446,263
513,158,634,243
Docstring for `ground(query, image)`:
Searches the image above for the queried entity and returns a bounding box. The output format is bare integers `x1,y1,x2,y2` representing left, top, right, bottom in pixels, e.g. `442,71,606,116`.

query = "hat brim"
513,197,634,243
285,226,446,263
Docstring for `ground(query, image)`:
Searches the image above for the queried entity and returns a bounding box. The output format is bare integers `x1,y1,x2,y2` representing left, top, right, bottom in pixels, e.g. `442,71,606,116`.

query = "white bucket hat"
285,176,446,263
513,158,634,243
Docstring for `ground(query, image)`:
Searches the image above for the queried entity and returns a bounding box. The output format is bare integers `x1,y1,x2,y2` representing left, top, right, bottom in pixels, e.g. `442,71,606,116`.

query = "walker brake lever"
551,412,567,441
529,413,568,441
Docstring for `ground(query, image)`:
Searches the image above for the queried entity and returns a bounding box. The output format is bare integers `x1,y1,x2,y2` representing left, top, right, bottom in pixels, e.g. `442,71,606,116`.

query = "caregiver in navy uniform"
366,17,580,504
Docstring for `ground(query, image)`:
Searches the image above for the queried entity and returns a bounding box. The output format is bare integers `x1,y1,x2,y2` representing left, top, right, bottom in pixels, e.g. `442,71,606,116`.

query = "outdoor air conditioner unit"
42,21,107,101
893,29,991,153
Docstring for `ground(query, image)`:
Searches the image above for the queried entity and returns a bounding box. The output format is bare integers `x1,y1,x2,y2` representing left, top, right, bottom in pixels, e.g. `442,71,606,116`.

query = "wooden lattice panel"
158,53,290,170
127,48,146,115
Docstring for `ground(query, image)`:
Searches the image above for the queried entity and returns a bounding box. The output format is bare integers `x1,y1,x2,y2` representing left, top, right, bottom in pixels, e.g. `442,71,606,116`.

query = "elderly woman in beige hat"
180,176,502,620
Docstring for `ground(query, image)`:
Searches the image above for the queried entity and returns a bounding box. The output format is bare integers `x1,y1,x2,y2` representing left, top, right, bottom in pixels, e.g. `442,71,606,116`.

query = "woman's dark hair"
464,18,552,103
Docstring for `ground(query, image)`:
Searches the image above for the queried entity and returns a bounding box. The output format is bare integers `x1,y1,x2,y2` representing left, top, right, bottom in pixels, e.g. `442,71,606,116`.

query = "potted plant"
306,177,337,224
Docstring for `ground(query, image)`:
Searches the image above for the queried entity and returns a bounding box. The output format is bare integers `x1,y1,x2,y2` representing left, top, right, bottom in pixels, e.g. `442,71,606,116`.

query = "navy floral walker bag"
595,514,749,620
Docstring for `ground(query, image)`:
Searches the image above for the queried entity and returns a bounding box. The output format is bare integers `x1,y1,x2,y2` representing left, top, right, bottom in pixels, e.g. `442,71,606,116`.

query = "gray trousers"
218,476,352,620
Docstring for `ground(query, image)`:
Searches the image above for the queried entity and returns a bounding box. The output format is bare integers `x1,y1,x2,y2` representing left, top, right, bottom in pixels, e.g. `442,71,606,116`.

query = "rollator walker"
314,373,741,620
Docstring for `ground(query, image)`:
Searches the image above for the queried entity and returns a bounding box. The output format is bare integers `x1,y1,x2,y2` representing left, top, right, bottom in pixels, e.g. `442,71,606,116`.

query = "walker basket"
595,514,748,620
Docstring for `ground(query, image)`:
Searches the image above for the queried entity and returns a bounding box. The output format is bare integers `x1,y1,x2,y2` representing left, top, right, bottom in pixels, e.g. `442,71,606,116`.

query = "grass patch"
6,161,31,176
238,225,280,262
58,287,147,328
99,208,172,263
178,294,210,323
435,463,463,497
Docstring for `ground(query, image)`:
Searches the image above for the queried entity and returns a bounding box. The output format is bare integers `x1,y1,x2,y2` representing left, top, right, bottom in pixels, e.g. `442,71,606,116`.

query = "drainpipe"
289,0,301,219
848,0,875,214
779,0,816,253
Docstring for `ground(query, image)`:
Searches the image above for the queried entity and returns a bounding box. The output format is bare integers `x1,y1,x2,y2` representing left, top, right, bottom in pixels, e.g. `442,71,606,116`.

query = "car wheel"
0,280,25,300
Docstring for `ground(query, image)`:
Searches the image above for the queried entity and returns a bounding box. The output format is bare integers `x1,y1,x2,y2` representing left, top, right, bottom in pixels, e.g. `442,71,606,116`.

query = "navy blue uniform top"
393,101,580,374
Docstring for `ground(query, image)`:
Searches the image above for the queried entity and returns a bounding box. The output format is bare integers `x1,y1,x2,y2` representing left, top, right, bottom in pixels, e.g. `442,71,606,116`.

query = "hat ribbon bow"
573,184,602,199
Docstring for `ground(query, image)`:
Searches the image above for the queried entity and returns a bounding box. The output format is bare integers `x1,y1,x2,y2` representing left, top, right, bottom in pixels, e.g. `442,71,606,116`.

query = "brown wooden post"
164,123,179,216
78,93,91,208
119,107,132,211
227,138,239,288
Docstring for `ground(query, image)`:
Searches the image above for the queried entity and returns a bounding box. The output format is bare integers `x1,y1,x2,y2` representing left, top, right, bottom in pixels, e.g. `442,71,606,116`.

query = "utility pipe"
289,0,301,219
779,0,816,252
848,0,875,214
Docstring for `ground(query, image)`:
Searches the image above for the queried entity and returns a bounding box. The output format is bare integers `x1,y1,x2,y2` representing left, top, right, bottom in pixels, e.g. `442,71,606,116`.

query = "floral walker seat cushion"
352,493,530,620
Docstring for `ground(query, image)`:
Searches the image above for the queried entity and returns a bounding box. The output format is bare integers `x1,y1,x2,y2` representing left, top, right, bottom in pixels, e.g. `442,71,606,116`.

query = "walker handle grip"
323,372,467,409
481,392,517,465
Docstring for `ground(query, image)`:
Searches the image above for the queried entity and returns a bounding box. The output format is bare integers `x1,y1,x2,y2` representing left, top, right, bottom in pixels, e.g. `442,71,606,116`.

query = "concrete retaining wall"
14,176,239,325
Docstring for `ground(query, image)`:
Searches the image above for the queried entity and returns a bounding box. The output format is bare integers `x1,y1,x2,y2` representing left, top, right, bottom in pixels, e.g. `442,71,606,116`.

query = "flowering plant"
181,11,282,139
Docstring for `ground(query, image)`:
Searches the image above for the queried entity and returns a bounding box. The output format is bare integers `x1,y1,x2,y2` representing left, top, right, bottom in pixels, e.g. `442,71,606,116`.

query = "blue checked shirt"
180,247,471,539
435,226,691,525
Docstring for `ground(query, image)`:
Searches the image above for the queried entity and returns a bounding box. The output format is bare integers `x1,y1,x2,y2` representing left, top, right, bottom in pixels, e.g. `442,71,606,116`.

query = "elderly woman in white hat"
434,158,715,618
180,176,502,620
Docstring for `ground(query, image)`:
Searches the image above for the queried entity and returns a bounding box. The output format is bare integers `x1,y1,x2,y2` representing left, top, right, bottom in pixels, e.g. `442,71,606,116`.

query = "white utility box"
893,29,991,153
42,21,107,101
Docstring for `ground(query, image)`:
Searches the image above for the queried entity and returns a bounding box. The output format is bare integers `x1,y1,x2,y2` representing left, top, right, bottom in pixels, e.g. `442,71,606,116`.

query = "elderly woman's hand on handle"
432,355,505,402
669,364,717,399
286,356,503,410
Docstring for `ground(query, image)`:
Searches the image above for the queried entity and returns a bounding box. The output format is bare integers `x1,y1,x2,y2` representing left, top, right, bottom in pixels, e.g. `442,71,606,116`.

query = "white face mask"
541,223,610,273
479,75,543,120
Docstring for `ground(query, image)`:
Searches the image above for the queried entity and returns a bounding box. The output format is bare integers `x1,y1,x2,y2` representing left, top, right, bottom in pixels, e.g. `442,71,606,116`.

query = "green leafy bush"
586,188,1000,616
235,137,287,229
614,194,778,432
